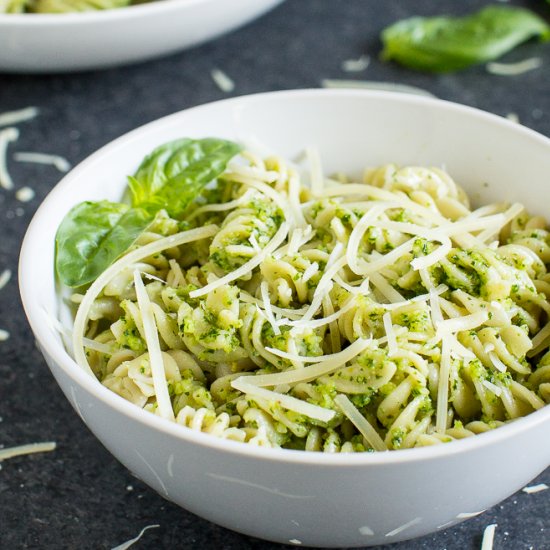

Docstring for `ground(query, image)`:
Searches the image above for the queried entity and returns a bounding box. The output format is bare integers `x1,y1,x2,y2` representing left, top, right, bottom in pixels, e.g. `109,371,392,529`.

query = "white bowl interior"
19,90,550,547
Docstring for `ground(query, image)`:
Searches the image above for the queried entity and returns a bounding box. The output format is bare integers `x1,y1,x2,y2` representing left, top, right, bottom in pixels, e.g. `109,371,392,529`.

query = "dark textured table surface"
1,1,549,549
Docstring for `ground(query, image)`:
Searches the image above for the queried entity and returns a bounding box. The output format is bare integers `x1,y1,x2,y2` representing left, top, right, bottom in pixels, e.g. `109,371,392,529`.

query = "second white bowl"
0,0,283,72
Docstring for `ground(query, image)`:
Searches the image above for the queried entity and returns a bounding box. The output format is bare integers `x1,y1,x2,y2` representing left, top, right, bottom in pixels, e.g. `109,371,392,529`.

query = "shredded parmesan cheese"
387,285,448,311
486,57,542,76
436,336,451,433
239,292,307,320
288,171,307,227
187,189,253,221
333,274,371,296
528,320,550,357
284,225,314,257
482,380,503,396
211,68,235,93
428,288,444,329
133,270,174,421
476,204,523,243
110,525,160,550
0,269,11,290
442,214,507,239
383,312,397,357
362,239,416,275
334,394,387,451
488,352,507,373
341,54,370,72
142,272,166,285
248,233,261,252
0,127,19,190
369,272,406,303
0,441,56,461
244,338,372,385
437,311,489,337
301,261,319,284
410,236,452,270
447,334,476,360
522,483,548,494
260,281,281,335
300,256,346,322
14,152,71,172
481,524,497,550
190,222,289,298
83,337,113,355
506,113,520,124
0,106,38,127
231,378,335,422
15,186,35,202
287,295,356,329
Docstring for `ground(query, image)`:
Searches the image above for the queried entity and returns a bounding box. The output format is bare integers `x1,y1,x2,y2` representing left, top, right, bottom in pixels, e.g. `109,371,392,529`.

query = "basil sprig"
128,138,241,218
381,6,550,73
55,138,241,288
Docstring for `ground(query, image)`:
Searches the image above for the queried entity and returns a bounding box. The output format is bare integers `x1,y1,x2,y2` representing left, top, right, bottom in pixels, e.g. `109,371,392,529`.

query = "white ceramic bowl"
0,0,283,73
20,90,550,547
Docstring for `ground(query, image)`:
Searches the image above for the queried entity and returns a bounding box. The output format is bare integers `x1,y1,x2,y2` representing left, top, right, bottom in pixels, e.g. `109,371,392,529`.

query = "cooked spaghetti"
66,147,550,452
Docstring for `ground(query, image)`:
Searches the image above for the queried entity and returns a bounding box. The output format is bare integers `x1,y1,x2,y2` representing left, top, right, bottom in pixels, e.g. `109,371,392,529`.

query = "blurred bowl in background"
0,0,283,73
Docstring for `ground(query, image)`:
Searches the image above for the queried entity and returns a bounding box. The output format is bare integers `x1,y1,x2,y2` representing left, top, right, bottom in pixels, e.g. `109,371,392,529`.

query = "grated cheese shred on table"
110,524,160,550
210,68,235,93
0,269,11,291
481,523,497,550
0,107,39,128
486,57,542,76
522,483,548,494
14,151,71,173
0,127,19,190
0,442,56,461
15,186,35,203
341,54,370,72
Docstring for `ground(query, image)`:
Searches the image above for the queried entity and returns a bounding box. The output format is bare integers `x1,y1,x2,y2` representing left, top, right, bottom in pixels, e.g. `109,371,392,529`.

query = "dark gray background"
1,1,549,548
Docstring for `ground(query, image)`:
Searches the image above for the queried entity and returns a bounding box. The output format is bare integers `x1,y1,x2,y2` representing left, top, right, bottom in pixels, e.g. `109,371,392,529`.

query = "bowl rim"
0,0,281,25
19,88,550,467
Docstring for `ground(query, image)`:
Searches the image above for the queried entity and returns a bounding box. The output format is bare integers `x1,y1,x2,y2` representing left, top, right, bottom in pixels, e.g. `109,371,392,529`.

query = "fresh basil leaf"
127,138,192,205
381,6,550,73
55,137,240,288
129,137,241,218
55,201,153,287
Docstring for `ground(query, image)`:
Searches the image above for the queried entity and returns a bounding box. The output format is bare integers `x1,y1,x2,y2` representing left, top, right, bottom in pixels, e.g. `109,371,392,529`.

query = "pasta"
67,147,550,452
